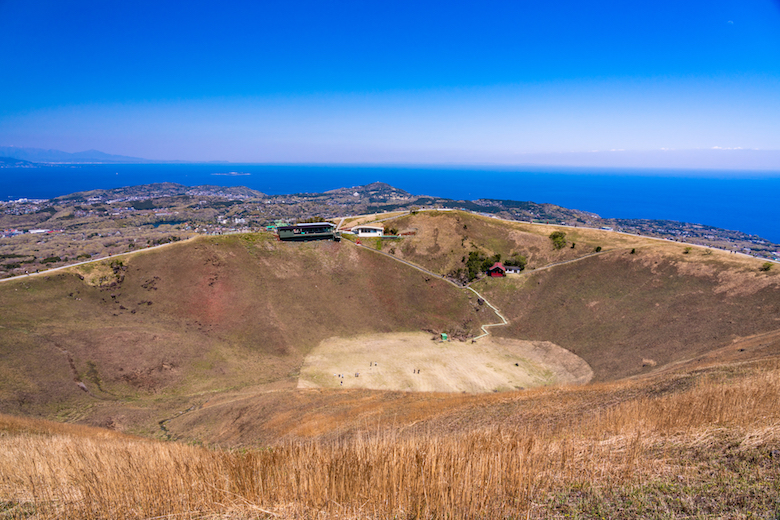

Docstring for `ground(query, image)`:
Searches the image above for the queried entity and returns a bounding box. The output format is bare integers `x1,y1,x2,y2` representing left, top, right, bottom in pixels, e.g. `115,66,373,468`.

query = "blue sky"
1,0,779,167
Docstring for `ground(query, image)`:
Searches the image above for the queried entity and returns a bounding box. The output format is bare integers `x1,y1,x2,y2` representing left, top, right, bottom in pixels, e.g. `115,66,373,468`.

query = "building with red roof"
486,262,506,277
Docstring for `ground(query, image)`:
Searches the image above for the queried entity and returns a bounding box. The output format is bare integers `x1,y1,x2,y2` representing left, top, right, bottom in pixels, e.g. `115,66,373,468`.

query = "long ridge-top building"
277,222,341,241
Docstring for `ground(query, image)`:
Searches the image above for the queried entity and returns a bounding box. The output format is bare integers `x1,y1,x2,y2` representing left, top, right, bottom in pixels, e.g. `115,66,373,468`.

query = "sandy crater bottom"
298,332,593,393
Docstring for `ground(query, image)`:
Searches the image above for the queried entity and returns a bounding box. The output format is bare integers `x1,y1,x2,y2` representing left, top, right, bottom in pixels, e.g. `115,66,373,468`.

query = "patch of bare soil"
298,332,592,393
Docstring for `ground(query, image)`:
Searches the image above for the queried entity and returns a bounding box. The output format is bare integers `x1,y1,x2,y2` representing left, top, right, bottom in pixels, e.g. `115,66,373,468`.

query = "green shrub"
549,231,566,250
760,262,773,272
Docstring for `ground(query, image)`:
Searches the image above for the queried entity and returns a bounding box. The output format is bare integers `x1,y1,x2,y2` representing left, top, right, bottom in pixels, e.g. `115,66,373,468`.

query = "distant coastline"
0,163,779,244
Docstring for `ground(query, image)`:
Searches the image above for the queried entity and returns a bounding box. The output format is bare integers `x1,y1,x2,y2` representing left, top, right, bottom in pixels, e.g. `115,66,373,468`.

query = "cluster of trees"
503,254,528,270
131,200,156,210
148,236,181,246
464,251,501,281
452,251,528,282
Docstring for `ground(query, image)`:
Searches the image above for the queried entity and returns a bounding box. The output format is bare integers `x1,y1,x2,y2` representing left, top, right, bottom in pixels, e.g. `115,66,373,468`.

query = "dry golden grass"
2,365,779,519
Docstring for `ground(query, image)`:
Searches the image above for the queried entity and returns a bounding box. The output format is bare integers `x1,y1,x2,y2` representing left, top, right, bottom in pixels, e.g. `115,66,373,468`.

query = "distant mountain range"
2,145,780,170
0,146,150,164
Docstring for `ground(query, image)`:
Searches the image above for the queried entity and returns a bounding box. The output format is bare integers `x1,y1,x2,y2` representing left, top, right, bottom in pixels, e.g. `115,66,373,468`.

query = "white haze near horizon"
2,79,780,170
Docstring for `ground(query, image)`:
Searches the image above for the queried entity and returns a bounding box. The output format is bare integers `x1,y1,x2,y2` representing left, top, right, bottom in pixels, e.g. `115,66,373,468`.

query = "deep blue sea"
2,163,779,244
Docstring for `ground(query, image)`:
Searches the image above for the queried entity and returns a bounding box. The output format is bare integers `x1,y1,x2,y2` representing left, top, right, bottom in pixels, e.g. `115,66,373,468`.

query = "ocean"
2,163,779,244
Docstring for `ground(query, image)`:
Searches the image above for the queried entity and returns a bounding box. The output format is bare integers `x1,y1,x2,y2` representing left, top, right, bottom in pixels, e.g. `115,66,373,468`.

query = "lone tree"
760,262,773,272
549,231,566,250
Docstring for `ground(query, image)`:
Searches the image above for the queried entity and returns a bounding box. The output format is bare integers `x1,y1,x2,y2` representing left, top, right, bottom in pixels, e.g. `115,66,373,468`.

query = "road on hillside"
0,236,197,284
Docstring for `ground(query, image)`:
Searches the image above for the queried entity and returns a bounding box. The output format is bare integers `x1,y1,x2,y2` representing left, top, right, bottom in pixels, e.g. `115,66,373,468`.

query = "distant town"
1,181,777,278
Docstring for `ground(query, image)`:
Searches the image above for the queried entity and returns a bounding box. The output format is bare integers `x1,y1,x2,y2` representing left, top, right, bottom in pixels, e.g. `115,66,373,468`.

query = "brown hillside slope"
167,337,780,446
363,209,780,382
382,210,626,275
0,233,485,431
166,327,780,448
477,248,780,381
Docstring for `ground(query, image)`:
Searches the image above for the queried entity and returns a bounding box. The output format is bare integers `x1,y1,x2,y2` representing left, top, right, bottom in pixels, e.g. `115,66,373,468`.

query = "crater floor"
298,332,593,393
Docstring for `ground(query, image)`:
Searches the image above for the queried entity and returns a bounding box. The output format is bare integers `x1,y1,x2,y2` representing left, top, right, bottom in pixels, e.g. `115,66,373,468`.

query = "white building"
352,225,384,237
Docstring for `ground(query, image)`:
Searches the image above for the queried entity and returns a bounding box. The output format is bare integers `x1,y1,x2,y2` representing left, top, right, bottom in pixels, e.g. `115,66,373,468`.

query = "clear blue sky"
1,0,779,167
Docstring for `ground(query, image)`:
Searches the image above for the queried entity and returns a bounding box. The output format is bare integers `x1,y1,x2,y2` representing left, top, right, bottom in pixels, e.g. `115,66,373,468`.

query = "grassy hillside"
367,210,780,381
0,232,485,433
380,210,619,276
477,247,780,381
162,328,780,446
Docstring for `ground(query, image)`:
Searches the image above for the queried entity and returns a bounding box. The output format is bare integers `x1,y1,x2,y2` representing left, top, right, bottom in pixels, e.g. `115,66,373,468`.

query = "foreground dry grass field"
2,360,779,519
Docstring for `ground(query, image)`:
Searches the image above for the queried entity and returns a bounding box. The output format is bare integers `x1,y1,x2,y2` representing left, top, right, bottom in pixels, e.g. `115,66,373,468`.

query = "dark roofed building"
277,222,340,241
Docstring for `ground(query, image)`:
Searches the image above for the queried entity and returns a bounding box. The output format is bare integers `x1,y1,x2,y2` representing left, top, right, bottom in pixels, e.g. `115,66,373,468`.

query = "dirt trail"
349,239,608,342
349,240,510,341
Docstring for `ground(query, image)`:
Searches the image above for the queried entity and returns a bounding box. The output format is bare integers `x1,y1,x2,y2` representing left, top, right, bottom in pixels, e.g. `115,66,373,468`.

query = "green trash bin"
441,333,448,342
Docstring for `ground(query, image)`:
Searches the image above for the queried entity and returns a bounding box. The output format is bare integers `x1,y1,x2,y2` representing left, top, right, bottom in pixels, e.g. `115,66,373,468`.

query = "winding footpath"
347,240,512,341
348,238,614,342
